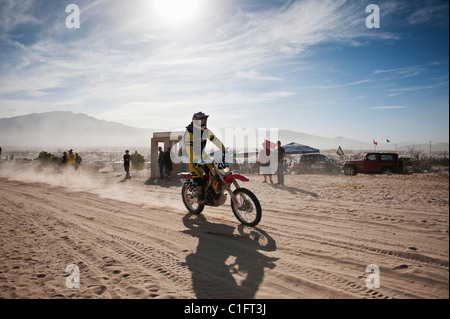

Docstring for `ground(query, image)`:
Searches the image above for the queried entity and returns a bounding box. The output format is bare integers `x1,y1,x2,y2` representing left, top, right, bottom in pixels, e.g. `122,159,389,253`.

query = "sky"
0,0,448,144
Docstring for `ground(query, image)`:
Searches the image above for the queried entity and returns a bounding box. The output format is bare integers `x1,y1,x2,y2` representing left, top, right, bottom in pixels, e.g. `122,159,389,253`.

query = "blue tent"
209,147,235,160
282,142,320,155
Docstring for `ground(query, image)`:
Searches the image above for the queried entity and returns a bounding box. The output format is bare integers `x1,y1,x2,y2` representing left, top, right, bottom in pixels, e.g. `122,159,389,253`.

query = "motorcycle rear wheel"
181,184,205,214
231,188,262,227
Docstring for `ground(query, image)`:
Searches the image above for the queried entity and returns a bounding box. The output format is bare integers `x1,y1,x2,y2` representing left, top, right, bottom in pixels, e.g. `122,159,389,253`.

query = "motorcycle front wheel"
231,188,262,227
181,184,204,215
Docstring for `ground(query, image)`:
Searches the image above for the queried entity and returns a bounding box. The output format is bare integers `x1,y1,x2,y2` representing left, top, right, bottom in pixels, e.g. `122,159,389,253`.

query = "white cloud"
1,0,382,120
0,0,42,37
407,1,449,26
370,106,408,109
374,65,425,78
389,81,449,93
300,79,371,90
237,70,282,81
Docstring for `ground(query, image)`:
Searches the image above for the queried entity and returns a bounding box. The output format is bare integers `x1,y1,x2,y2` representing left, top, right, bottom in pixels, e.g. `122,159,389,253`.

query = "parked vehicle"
343,152,401,175
112,159,124,171
83,160,105,172
294,154,340,174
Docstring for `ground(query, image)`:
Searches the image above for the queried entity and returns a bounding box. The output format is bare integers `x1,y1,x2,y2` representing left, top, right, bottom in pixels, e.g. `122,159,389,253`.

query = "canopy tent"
233,148,259,158
208,147,235,161
281,142,320,155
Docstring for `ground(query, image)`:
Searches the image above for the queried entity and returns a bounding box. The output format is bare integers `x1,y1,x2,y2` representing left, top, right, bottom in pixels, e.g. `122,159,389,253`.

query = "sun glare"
153,0,202,24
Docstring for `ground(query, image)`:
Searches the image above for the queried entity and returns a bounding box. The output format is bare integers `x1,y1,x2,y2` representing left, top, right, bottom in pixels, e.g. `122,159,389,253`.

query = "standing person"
75,153,83,170
276,141,286,185
163,146,173,180
0,146,2,161
158,146,164,179
123,150,131,179
61,152,68,166
259,143,273,184
66,149,76,166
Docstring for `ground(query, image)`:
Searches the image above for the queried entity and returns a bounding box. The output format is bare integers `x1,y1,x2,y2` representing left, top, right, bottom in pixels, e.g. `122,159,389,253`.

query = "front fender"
224,172,249,184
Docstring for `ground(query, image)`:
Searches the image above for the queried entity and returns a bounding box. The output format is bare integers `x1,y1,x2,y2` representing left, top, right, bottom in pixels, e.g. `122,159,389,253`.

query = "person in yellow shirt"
184,112,226,191
66,149,76,165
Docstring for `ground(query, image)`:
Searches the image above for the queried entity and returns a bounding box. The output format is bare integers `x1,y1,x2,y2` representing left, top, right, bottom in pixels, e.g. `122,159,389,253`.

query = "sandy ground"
0,162,448,299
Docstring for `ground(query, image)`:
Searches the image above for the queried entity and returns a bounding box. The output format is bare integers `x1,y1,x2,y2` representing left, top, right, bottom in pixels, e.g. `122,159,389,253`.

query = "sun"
153,0,202,24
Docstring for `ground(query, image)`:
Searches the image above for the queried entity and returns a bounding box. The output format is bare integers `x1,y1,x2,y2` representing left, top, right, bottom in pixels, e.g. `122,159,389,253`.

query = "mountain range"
0,111,448,152
0,111,153,149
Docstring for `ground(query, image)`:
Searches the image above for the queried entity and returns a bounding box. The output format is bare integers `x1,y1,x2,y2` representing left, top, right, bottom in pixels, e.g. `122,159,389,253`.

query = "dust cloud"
0,162,184,211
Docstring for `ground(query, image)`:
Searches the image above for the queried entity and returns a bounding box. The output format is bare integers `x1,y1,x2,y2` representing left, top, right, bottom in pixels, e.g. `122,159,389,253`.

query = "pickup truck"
343,153,401,175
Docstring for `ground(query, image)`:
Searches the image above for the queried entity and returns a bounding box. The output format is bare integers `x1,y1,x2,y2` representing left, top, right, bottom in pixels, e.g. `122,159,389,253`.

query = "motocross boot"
194,186,205,204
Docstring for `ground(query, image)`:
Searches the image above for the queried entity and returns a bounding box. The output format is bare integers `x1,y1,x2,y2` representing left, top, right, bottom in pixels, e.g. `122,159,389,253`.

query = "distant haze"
0,111,448,152
0,111,154,149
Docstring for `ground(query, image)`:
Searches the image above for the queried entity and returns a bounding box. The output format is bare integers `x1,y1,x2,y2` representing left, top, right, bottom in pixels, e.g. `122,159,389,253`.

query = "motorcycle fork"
212,167,240,206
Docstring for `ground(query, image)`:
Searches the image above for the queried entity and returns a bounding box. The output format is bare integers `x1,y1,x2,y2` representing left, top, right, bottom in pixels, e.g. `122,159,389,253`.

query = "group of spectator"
61,149,83,170
0,147,15,161
259,140,286,186
158,146,173,180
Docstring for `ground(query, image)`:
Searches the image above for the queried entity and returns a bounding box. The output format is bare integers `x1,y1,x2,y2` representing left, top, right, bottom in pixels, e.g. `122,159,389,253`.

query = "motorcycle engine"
204,188,227,207
213,193,227,207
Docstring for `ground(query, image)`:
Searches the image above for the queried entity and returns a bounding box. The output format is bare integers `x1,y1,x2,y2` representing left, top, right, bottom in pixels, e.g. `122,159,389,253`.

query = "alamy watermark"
365,264,380,289
169,126,280,175
65,4,80,29
366,4,380,29
65,264,80,289
65,4,380,29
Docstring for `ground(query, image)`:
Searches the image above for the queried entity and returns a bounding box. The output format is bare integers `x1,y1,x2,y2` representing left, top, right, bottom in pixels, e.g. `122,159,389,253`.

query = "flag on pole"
265,140,277,150
373,139,378,146
386,138,391,143
336,145,344,156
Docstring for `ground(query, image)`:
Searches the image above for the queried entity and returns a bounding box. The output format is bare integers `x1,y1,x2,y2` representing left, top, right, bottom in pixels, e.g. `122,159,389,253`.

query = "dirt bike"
178,160,262,227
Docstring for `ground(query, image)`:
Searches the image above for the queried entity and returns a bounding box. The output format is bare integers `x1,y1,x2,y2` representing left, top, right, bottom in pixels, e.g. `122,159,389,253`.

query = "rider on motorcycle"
184,111,227,196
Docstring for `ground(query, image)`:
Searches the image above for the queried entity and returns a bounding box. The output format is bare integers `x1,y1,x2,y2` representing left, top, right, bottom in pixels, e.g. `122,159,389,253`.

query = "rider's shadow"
182,214,278,299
